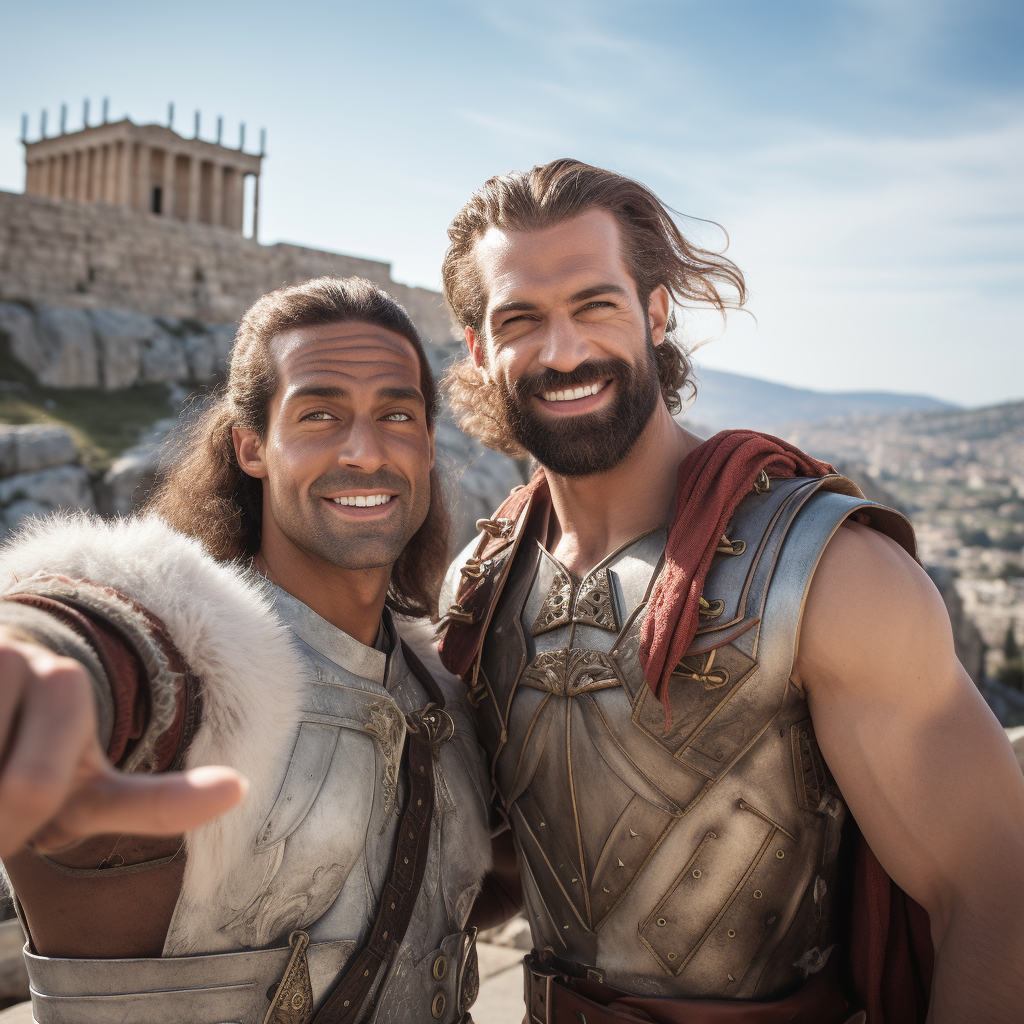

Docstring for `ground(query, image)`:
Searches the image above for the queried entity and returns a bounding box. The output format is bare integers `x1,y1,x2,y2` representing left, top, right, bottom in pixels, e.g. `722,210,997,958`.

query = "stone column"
187,155,201,222
162,148,175,218
210,163,223,227
87,148,97,201
252,172,260,242
46,156,56,197
118,141,132,206
135,143,150,211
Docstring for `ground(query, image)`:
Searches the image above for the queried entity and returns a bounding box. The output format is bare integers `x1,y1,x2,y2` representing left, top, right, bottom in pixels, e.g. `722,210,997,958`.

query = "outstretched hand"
0,630,246,860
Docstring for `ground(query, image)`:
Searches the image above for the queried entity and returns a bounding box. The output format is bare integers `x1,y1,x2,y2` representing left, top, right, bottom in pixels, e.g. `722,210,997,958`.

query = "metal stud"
432,955,448,980
431,992,446,1018
753,889,763,899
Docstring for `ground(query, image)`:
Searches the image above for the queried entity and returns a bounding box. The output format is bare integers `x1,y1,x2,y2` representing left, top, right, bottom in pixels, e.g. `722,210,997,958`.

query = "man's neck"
546,407,703,578
253,545,390,648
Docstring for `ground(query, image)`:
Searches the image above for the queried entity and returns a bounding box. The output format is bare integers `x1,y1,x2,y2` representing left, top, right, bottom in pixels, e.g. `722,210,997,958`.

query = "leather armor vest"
446,475,914,1001
23,588,489,1024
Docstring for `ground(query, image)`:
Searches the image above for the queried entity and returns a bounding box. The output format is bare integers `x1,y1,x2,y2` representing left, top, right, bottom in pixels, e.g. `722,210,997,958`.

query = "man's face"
468,209,667,477
239,321,434,572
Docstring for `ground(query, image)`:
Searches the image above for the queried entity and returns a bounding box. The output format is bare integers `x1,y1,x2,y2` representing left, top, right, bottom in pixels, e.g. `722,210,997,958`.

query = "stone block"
0,302,39,380
209,323,237,374
88,308,152,389
139,323,188,383
0,424,77,476
0,465,94,533
183,331,218,382
34,306,100,388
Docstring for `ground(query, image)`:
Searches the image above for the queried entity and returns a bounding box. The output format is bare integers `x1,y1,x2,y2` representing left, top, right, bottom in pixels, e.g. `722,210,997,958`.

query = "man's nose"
536,315,592,374
337,418,387,473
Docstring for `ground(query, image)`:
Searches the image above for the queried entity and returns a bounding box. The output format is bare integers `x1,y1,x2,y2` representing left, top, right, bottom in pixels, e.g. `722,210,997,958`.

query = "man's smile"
321,491,399,516
535,378,614,415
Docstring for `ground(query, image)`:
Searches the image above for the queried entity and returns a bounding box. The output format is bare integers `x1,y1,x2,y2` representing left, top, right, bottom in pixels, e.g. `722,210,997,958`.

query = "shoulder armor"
690,472,915,656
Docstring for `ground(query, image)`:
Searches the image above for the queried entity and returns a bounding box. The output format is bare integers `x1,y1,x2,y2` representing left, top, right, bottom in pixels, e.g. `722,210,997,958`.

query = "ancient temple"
22,115,262,237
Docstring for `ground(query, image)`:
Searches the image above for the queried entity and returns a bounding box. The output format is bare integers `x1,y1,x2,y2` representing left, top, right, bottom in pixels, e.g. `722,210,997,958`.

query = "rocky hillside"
784,401,1024,696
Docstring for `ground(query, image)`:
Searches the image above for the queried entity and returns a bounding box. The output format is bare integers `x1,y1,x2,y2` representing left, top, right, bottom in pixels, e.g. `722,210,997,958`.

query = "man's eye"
304,411,335,421
382,412,412,422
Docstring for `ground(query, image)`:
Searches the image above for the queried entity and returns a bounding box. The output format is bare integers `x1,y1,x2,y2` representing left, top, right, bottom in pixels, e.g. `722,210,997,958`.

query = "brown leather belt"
523,952,862,1024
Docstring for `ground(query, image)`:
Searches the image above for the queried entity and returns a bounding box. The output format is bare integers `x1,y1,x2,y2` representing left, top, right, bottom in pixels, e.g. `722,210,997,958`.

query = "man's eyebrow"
284,385,350,402
490,299,538,318
375,386,424,404
569,283,630,302
282,384,423,404
490,284,629,320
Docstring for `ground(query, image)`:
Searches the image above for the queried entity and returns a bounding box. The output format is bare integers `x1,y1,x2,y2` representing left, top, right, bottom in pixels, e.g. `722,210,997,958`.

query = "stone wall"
0,190,455,345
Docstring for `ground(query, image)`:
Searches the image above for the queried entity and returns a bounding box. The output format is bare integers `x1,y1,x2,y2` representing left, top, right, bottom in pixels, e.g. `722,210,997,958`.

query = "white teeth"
332,494,393,507
541,381,606,402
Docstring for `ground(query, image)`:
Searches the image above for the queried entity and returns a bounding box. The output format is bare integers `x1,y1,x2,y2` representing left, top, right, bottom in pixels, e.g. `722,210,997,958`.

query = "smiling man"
0,277,489,1024
438,160,1024,1024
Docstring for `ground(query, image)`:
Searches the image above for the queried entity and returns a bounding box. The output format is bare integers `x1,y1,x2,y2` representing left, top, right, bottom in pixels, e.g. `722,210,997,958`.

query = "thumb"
31,765,249,852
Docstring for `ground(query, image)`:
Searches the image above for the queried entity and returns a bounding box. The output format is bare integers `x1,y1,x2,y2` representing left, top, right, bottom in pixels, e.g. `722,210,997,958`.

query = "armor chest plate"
474,480,859,1000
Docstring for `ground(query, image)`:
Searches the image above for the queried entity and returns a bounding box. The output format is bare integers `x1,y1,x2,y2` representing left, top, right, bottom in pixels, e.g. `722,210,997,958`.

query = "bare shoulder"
792,519,954,700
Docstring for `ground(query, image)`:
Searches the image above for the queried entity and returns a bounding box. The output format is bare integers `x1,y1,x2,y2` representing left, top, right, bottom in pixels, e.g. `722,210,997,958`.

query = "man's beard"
499,339,662,478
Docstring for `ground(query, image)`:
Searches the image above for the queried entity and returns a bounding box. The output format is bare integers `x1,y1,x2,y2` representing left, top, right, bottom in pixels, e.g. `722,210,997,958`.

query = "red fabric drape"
637,429,834,707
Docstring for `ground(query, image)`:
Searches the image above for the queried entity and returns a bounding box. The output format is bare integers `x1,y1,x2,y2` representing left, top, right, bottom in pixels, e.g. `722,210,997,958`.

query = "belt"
523,952,862,1024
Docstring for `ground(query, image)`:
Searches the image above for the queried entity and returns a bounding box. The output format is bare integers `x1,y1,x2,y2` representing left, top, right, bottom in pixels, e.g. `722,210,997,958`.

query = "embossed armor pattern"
468,476,914,1001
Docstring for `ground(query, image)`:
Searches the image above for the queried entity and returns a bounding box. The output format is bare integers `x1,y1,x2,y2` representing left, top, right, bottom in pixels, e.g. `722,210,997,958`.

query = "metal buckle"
446,601,477,625
476,516,514,539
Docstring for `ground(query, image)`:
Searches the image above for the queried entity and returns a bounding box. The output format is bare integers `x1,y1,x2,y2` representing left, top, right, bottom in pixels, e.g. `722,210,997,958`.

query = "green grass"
0,384,175,474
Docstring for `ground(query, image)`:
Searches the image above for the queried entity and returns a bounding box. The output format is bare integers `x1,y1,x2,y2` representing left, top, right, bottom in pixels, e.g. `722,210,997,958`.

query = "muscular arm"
793,522,1024,1024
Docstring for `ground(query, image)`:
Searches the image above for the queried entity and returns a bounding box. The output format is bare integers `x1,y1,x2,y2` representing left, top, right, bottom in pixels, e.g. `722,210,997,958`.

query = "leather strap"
309,720,436,1024
524,952,856,1024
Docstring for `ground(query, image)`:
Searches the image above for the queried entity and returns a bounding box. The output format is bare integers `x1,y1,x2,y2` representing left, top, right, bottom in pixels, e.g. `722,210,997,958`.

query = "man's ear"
466,326,487,370
648,285,671,347
232,427,268,479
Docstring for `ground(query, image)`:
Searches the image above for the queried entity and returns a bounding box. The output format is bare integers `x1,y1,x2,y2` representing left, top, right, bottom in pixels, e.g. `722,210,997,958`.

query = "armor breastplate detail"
470,475,913,1000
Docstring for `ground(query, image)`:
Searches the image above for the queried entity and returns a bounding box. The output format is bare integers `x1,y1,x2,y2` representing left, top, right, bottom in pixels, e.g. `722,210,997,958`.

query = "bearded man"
437,159,1024,1024
0,277,489,1024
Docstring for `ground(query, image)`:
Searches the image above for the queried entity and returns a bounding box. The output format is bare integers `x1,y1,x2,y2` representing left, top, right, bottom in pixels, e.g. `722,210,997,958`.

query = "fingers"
0,648,96,859
31,765,249,851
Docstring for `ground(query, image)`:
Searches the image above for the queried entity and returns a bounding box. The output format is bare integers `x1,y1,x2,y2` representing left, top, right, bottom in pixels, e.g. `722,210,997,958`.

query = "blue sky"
1,0,1021,407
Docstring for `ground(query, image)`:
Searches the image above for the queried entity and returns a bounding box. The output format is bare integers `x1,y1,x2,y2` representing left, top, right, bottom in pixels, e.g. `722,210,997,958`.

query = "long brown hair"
147,276,451,619
441,158,747,455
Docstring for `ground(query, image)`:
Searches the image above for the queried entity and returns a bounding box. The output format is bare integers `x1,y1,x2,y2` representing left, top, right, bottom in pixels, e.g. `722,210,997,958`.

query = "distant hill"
682,367,956,433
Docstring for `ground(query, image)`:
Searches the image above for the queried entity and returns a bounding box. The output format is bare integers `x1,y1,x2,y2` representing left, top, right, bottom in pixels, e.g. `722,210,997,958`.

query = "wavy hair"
441,158,746,454
146,277,450,619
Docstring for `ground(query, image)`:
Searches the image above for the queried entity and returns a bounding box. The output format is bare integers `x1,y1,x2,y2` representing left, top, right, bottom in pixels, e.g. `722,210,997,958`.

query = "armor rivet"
433,955,448,980
657,918,667,927
363,970,370,977
715,749,724,759
776,850,785,859
564,925,569,930
571,877,578,883
667,952,677,961
753,889,763,899
404,857,409,864
391,902,396,909
291,993,304,1010
692,869,702,879
603,886,610,893
417,799,422,806
728,973,735,981
801,730,808,739
383,931,388,940
728,929,736,938
617,858,625,867
344,1000,350,1008
540,822,546,827
431,992,447,1018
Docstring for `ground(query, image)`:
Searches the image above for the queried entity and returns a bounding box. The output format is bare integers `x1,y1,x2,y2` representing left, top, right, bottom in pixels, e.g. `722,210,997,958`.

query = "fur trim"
0,512,305,909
